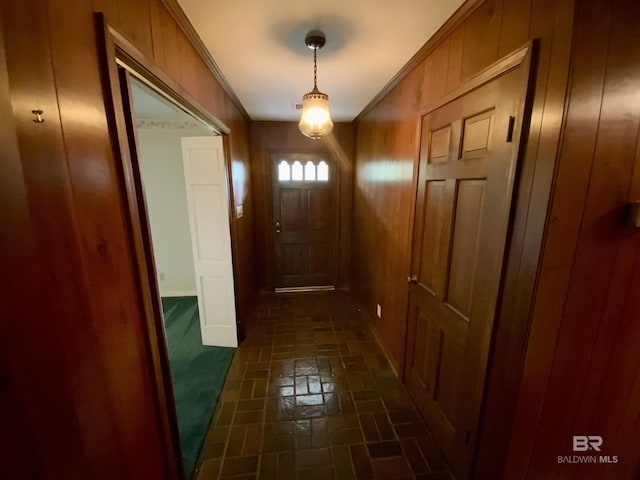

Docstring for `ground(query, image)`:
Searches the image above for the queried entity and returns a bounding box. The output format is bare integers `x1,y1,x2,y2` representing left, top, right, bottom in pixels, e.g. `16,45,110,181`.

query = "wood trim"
107,22,230,134
354,0,485,123
159,0,250,120
95,13,183,480
117,67,184,480
160,290,198,297
419,42,531,116
223,133,246,342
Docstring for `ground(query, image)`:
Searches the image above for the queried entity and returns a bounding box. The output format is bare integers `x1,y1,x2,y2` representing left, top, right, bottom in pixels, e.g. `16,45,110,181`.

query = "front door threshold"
275,285,335,293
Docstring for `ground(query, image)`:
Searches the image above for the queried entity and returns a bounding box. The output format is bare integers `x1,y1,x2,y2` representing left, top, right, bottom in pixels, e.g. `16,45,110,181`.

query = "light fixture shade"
298,87,334,139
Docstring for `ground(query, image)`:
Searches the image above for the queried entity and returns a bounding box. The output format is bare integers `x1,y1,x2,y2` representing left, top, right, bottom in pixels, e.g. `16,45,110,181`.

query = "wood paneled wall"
1,0,254,478
352,0,576,477
353,0,573,370
505,0,640,477
250,121,354,291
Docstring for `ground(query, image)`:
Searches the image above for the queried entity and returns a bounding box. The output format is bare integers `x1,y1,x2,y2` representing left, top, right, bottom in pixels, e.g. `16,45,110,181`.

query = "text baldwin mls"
558,436,619,464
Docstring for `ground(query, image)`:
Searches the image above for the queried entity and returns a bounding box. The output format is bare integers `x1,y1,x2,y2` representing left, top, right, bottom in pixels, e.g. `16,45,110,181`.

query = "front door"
272,153,337,289
405,59,531,478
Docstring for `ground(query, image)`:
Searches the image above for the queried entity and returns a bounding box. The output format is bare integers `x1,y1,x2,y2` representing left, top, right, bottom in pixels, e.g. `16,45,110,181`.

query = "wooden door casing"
405,49,533,479
273,153,337,289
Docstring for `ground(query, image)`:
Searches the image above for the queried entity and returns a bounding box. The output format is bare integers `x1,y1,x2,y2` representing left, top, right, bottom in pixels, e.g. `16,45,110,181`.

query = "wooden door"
181,136,238,347
405,60,531,478
273,153,337,289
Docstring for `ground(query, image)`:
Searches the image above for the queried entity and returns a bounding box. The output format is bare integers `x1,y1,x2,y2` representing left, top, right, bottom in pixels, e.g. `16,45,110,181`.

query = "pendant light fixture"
298,30,334,139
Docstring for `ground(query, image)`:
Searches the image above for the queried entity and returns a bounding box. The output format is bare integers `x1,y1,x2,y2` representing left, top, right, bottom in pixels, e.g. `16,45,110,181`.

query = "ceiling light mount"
299,30,333,139
305,30,326,50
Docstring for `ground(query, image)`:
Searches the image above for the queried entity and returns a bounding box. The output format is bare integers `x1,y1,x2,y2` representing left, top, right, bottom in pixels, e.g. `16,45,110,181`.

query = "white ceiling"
178,0,465,121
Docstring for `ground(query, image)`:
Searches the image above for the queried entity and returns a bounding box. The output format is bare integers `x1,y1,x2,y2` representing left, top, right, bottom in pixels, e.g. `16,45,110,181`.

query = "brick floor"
194,291,454,480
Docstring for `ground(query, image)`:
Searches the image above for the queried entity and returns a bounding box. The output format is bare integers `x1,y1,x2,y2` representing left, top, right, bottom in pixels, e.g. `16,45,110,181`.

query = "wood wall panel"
498,0,531,57
1,0,254,477
352,0,576,476
1,3,118,478
506,0,640,476
250,121,354,291
446,27,464,93
118,0,153,57
460,0,502,81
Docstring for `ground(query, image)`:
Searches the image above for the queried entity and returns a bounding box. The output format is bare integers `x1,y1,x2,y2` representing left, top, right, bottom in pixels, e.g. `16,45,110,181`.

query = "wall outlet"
159,272,165,281
376,304,382,318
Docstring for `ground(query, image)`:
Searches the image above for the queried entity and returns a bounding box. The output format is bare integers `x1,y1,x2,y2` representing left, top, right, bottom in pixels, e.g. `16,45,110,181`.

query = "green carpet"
162,296,235,477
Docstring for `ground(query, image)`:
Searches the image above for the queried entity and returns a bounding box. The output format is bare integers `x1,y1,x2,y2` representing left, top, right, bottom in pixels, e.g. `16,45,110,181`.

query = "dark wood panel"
1,0,255,477
447,180,485,317
418,181,448,294
446,26,464,92
430,40,450,101
506,0,640,477
352,0,577,477
476,0,578,475
92,0,119,24
498,0,531,57
157,1,182,84
148,0,166,69
460,0,502,81
48,1,170,476
1,1,125,477
118,0,153,56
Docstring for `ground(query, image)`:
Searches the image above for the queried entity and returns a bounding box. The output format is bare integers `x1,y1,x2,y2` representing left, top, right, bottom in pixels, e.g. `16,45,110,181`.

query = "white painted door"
181,136,237,348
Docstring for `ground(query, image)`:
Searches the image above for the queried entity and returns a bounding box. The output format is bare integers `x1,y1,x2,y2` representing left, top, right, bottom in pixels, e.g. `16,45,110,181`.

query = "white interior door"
181,136,237,348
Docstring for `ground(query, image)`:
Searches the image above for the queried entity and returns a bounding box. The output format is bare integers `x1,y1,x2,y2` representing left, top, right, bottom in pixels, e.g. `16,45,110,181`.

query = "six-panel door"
406,67,527,478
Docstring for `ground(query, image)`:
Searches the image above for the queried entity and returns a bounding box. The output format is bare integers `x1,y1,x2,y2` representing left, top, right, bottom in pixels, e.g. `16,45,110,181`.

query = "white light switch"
236,205,244,219
376,304,382,318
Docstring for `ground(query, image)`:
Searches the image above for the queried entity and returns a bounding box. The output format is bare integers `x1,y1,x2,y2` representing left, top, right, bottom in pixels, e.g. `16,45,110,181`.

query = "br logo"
573,436,603,452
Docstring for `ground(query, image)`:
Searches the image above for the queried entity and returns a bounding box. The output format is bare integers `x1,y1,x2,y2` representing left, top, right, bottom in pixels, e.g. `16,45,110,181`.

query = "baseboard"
355,302,401,378
275,285,335,293
161,290,197,297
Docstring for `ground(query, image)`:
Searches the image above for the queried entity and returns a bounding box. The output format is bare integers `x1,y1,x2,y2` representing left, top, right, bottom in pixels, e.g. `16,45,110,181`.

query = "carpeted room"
132,78,236,476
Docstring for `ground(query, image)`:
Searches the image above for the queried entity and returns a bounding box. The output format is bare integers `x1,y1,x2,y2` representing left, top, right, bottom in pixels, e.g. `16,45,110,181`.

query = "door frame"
268,150,341,291
404,41,539,478
95,13,237,479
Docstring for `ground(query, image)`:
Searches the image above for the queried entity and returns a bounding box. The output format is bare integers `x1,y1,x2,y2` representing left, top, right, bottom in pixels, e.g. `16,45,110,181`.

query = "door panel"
406,65,531,478
446,180,485,318
182,136,237,348
273,154,337,288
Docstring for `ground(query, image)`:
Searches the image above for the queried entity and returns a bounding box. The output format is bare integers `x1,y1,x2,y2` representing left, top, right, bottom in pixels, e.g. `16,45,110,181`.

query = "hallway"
195,292,453,479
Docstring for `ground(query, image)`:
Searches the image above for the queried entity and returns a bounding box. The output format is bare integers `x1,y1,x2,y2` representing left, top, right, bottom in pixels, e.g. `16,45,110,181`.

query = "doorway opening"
98,17,239,479
128,77,235,475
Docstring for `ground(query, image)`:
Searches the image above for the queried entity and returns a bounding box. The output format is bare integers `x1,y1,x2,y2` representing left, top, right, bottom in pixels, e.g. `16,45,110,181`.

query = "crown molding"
135,118,206,130
354,0,485,123
160,0,251,121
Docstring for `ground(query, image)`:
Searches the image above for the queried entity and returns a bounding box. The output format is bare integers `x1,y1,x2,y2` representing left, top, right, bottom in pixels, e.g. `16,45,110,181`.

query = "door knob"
408,275,418,284
275,221,281,233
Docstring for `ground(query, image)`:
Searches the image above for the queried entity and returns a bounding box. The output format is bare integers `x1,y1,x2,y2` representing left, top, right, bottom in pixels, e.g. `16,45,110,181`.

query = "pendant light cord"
313,47,318,89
